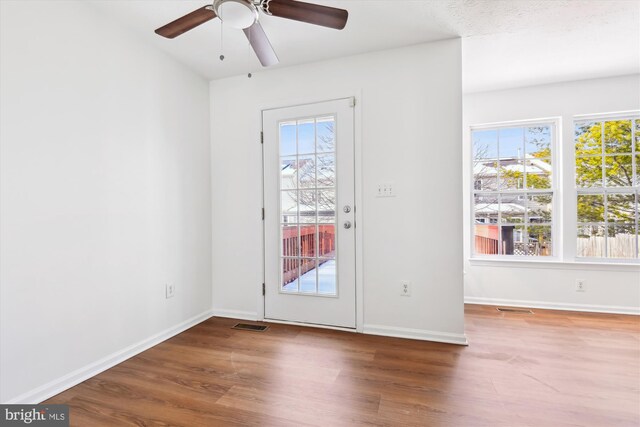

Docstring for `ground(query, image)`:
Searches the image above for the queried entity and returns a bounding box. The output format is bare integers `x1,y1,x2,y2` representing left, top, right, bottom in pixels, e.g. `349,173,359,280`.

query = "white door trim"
258,92,364,332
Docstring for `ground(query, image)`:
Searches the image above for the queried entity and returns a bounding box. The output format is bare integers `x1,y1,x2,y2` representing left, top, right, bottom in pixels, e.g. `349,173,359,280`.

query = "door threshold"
263,318,357,332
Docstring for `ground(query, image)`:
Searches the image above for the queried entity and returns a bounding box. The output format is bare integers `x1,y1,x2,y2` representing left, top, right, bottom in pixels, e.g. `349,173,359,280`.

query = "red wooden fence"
475,235,499,254
282,225,335,285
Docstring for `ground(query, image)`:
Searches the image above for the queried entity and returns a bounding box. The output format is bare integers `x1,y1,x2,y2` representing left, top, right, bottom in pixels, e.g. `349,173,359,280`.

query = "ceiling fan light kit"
211,0,258,30
155,0,349,69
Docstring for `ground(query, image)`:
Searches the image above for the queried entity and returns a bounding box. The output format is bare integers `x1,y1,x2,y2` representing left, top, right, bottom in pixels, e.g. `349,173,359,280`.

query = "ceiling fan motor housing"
213,0,259,29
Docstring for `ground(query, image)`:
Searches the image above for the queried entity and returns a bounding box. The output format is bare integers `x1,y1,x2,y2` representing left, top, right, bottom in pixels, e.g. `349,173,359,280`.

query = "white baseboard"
6,309,214,404
363,324,468,346
465,297,640,315
211,308,258,321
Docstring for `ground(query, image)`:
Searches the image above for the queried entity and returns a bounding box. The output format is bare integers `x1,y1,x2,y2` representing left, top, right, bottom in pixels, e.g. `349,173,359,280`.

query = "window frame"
574,111,640,262
470,117,561,260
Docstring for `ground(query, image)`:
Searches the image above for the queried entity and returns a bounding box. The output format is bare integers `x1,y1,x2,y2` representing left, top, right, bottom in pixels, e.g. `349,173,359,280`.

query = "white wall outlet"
166,283,175,299
575,279,586,292
376,182,396,198
400,281,411,296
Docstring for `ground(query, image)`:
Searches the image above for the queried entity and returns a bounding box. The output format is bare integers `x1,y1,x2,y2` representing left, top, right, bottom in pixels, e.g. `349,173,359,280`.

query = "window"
472,120,556,257
575,115,639,259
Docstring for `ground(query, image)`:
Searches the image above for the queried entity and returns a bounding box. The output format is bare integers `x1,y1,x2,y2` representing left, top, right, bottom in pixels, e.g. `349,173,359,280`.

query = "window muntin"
472,122,555,257
575,116,639,259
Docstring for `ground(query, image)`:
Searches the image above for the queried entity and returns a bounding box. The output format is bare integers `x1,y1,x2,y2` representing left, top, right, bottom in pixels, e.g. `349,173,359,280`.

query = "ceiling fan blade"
155,6,217,39
264,0,348,30
243,21,279,67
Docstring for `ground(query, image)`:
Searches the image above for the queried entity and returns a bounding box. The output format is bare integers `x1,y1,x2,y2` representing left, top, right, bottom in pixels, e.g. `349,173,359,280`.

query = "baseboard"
6,309,214,404
211,308,259,321
363,324,468,346
464,297,640,315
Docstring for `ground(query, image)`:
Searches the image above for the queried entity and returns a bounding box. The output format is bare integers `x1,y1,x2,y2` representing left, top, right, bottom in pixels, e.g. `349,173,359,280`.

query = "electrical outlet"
166,283,175,299
575,279,586,292
400,281,411,297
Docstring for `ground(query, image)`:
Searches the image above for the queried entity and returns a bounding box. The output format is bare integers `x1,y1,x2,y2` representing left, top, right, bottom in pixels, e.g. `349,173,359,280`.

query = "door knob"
343,205,351,213
343,221,352,229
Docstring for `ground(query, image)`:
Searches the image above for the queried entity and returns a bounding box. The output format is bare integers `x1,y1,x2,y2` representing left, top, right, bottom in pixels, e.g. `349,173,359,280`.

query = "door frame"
257,92,364,332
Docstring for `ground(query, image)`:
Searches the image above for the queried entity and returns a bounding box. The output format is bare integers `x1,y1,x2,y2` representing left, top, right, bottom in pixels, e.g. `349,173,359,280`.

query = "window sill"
468,257,640,272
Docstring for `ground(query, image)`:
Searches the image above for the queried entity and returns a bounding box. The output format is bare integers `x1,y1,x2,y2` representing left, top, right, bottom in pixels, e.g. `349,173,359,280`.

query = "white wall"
0,1,212,403
210,39,465,343
463,75,640,314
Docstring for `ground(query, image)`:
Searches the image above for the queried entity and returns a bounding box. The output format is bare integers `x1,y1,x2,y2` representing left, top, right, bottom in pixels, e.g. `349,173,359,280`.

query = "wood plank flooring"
45,305,640,426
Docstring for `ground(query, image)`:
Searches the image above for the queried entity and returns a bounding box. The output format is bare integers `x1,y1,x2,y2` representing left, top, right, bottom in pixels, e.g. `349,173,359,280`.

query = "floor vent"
496,307,533,314
232,323,269,332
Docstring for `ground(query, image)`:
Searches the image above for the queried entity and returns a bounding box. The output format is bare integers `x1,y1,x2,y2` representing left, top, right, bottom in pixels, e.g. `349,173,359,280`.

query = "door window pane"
282,225,299,257
316,117,335,153
280,122,296,156
298,119,315,154
282,258,299,292
281,157,297,190
317,189,335,218
300,225,317,257
318,224,336,258
299,259,317,293
318,259,336,295
278,116,338,295
281,190,298,223
298,190,316,223
298,155,316,188
317,154,335,187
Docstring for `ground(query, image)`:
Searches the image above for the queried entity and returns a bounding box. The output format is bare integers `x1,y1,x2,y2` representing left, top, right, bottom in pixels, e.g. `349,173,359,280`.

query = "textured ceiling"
87,0,640,92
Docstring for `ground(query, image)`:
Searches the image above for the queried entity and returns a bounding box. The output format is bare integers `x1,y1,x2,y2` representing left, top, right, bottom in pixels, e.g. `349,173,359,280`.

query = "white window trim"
573,111,640,261
470,117,562,261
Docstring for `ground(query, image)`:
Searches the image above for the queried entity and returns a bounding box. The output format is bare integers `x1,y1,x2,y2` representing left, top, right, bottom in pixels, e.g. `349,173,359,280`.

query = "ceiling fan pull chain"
247,27,252,78
219,21,225,61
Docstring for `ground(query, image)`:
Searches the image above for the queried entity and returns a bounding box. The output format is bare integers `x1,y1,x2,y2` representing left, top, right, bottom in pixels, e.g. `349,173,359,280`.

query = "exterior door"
263,98,356,328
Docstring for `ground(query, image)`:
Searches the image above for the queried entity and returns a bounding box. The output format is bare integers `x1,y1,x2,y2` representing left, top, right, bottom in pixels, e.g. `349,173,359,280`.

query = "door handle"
343,221,352,229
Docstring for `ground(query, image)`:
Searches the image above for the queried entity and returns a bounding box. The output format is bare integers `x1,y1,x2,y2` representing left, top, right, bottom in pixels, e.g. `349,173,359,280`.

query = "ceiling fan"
155,0,349,68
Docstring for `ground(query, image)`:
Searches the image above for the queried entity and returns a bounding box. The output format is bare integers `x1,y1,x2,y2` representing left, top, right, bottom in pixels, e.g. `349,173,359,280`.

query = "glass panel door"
263,98,356,328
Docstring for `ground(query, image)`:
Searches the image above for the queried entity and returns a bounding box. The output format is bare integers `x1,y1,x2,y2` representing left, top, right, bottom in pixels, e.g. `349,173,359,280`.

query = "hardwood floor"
45,305,640,426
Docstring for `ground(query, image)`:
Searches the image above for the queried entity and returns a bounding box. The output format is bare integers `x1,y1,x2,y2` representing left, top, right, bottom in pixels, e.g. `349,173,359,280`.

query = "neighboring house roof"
475,203,524,215
473,155,552,176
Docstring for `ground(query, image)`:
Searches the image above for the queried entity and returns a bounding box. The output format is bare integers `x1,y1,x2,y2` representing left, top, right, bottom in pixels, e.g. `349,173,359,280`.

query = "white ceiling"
88,0,640,92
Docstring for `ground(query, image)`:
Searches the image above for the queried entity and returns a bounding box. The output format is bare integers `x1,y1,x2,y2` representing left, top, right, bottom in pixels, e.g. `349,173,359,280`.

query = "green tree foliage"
575,120,636,224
